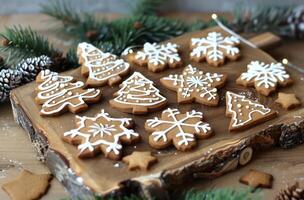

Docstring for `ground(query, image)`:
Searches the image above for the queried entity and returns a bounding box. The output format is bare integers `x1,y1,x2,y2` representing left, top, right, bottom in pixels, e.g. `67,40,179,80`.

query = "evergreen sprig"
61,188,261,200
41,0,107,41
232,5,297,37
131,0,166,16
182,188,261,200
0,26,58,65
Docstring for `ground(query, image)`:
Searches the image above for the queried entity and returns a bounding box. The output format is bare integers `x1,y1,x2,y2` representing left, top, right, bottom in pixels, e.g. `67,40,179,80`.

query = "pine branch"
232,5,296,37
0,26,58,65
41,0,107,41
183,188,262,200
131,0,166,16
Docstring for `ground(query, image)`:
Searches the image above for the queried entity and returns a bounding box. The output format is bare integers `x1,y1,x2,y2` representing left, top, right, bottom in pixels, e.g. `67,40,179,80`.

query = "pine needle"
131,0,167,16
0,26,58,65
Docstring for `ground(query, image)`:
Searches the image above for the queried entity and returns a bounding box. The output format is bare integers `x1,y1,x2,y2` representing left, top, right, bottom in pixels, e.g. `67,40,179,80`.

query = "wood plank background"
0,12,303,199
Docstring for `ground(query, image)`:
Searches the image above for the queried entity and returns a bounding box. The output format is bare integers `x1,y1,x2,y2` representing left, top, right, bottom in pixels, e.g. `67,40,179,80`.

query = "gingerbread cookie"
110,72,167,114
35,70,101,116
236,61,292,96
161,64,227,106
275,92,301,110
77,42,130,87
63,109,140,160
122,151,157,171
190,31,240,67
226,91,277,131
2,170,52,200
145,108,213,151
130,42,182,72
239,169,273,189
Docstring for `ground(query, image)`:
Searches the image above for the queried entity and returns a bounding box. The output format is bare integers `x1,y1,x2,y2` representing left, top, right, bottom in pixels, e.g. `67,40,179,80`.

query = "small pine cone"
287,6,304,39
0,68,21,102
18,55,52,83
133,21,143,30
275,182,304,200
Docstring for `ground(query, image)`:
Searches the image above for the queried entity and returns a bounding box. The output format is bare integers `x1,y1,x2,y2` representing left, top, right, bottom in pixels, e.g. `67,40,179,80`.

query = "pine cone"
276,182,304,200
18,55,52,83
288,5,304,39
0,69,21,102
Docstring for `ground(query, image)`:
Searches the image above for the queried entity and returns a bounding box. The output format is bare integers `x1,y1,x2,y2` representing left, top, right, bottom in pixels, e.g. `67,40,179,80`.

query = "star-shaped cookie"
275,92,301,110
122,151,157,171
239,169,273,189
2,170,52,200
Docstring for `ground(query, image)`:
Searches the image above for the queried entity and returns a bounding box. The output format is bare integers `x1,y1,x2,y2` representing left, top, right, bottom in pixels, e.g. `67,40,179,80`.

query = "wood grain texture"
1,13,304,199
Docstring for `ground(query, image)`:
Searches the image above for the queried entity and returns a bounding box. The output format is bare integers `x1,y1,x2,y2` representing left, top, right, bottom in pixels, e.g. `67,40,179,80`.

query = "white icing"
37,70,101,115
240,61,290,89
135,42,181,67
190,32,240,62
226,91,271,128
113,72,166,106
77,42,130,84
162,65,224,101
64,110,139,155
146,108,211,147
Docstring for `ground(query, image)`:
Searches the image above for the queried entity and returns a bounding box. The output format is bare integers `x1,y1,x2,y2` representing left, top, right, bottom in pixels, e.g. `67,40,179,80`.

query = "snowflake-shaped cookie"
77,42,130,87
63,110,140,160
160,65,227,106
145,108,213,151
236,61,292,96
190,32,240,67
132,42,182,72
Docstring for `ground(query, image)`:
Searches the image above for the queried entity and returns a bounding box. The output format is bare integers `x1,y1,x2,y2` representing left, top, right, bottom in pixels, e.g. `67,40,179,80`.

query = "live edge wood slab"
10,26,304,199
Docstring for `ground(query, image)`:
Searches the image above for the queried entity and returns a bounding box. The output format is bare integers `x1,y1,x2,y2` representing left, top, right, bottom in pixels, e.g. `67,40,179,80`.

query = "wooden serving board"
10,26,304,199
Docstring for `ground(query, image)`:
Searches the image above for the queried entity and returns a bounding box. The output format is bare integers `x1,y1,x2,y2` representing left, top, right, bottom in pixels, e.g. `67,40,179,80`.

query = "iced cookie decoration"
161,65,227,106
110,72,167,114
131,42,182,72
236,61,292,96
145,108,212,151
225,91,277,131
63,110,140,160
35,70,101,116
77,42,130,87
190,32,240,67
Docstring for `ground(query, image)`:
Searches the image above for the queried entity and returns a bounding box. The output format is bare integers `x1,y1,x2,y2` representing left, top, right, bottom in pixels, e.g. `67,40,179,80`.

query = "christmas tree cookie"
225,91,277,131
110,72,167,114
77,42,130,87
236,61,292,96
190,32,240,67
145,108,213,151
35,69,101,116
63,110,140,160
130,42,182,72
160,64,227,106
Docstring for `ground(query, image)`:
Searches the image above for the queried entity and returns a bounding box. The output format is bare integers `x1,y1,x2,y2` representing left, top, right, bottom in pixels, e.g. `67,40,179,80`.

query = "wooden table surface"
0,12,303,200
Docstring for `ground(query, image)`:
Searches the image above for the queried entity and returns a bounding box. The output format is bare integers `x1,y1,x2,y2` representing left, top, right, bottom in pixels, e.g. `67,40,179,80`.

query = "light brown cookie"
130,42,182,72
122,151,157,171
145,108,213,151
275,92,301,110
190,31,240,67
109,72,167,114
160,64,227,106
63,109,140,160
239,169,273,189
77,42,130,87
2,170,52,200
35,69,102,116
226,91,277,131
236,61,293,96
